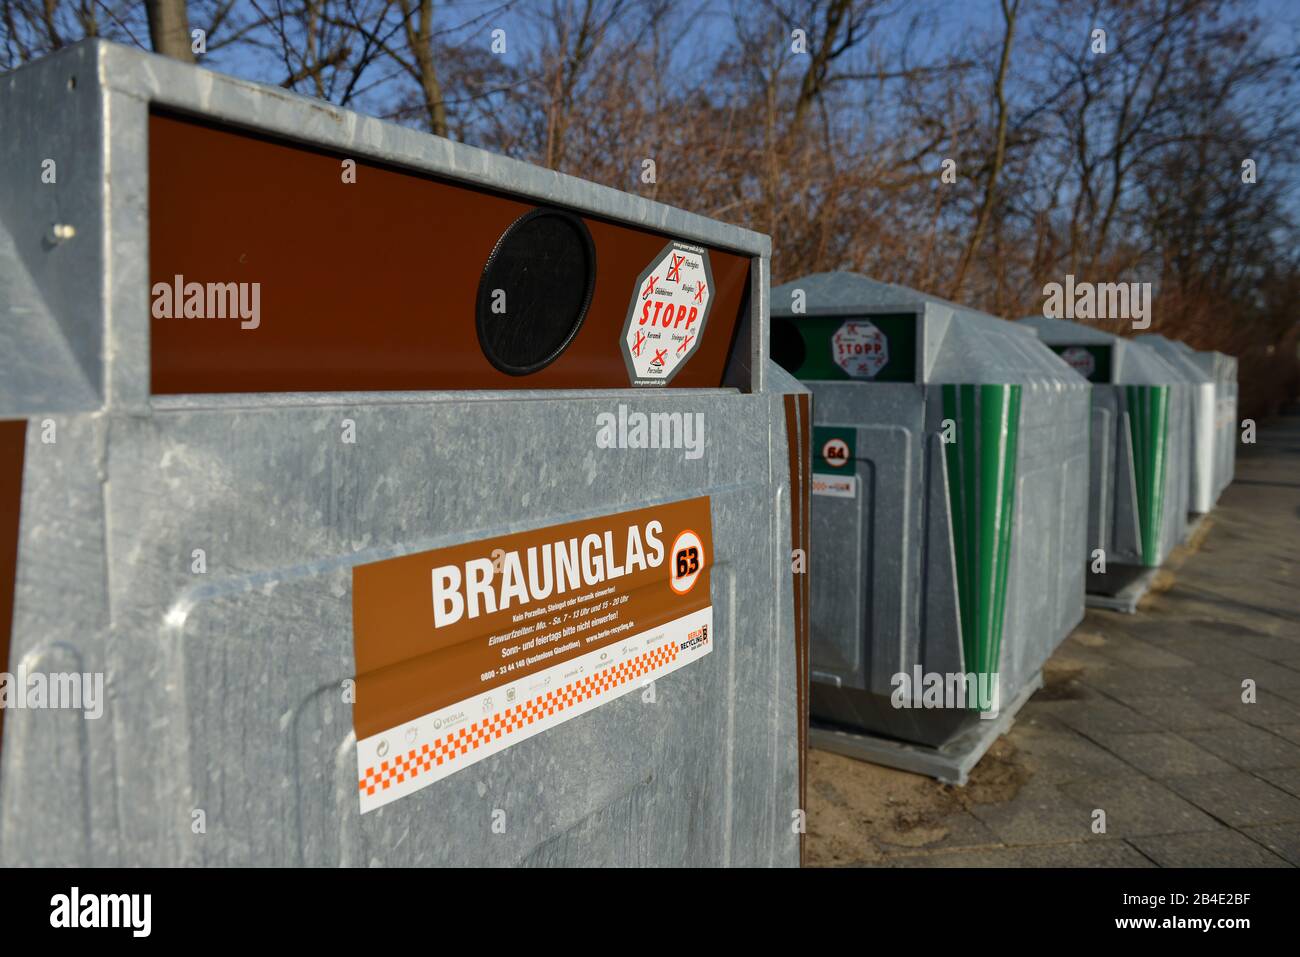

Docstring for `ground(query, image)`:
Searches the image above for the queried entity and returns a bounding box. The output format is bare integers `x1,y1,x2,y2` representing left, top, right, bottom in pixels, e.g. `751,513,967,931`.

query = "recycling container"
1136,334,1216,514
0,41,811,866
771,273,1089,749
1021,317,1191,574
1173,342,1238,503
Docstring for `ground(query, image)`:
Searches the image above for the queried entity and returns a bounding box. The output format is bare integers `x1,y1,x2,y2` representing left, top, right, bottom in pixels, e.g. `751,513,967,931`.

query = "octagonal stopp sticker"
832,319,889,379
1059,346,1096,379
621,241,715,387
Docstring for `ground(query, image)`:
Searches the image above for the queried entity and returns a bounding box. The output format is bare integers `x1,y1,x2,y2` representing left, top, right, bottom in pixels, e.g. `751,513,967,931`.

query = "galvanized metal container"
1175,343,1238,503
771,274,1089,748
1020,317,1191,570
0,41,809,866
1136,335,1217,514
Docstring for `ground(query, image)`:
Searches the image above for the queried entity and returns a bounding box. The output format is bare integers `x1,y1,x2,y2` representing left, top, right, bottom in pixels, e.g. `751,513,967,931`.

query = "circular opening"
476,208,596,376
771,317,806,374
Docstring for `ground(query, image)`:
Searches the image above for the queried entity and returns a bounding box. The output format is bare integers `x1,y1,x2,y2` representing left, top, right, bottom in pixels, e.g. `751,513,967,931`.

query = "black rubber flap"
771,317,807,375
476,208,597,375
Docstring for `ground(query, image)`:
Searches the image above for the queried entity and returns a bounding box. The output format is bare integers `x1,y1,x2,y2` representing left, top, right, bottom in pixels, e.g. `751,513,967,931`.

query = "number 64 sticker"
669,529,705,595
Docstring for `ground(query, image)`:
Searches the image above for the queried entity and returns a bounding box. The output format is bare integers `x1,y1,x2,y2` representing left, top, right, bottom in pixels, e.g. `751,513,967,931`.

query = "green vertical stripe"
990,385,1021,683
1126,385,1169,566
942,384,1021,709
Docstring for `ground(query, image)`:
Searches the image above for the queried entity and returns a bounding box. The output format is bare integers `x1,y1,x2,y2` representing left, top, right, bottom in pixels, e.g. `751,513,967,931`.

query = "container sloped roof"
929,310,1074,385
1018,315,1185,386
772,272,1082,386
1018,315,1116,345
1206,351,1238,380
1136,334,1214,385
772,271,965,315
1163,338,1237,381
764,359,810,397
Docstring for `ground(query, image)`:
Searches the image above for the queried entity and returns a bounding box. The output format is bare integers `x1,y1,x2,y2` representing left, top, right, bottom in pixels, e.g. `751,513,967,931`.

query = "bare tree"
949,0,1019,299
530,0,630,170
146,0,195,61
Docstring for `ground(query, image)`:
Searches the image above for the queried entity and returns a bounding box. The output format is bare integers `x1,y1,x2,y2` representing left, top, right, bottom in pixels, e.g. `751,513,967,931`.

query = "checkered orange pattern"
359,642,679,796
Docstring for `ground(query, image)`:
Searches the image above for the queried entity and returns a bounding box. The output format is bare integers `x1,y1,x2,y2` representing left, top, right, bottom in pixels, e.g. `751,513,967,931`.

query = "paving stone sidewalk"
807,409,1300,867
